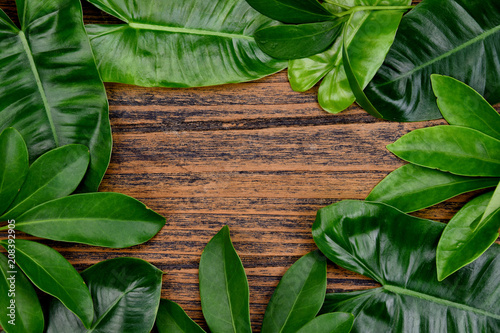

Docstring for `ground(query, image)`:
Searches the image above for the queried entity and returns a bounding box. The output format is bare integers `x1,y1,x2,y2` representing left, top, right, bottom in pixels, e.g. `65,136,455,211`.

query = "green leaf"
0,128,29,215
0,253,44,333
0,0,111,192
46,257,163,333
85,0,286,88
364,0,500,121
0,240,93,328
387,126,500,177
255,20,344,60
14,193,166,248
366,164,500,213
431,75,500,140
1,144,89,220
156,299,206,333
296,313,354,333
199,226,251,333
313,200,500,332
244,0,334,24
437,186,500,281
261,250,326,333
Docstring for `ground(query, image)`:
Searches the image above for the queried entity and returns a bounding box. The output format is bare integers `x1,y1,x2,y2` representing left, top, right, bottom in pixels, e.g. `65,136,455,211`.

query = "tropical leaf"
244,0,334,23
296,313,354,333
0,0,112,191
313,200,500,332
156,299,206,333
85,0,286,88
364,0,500,121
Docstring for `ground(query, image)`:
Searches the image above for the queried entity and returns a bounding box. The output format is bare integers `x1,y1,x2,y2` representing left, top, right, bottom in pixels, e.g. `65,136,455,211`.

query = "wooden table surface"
2,0,497,331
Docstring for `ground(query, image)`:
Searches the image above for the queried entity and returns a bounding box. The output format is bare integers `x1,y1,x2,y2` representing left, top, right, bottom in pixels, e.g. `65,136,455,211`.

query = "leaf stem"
336,5,415,17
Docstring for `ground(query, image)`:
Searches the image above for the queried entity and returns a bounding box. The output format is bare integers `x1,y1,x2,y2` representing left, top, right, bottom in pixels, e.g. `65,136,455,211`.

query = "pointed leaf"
15,193,166,248
1,144,89,220
0,0,111,191
85,0,286,88
244,0,334,24
0,253,43,333
314,200,500,332
387,126,500,177
0,128,29,215
262,250,326,333
156,299,206,333
364,0,500,121
199,226,252,333
296,313,354,333
366,164,499,213
46,257,163,332
0,240,93,328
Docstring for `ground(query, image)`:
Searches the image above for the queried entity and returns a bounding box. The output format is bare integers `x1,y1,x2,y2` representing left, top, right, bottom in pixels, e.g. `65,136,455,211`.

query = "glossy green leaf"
0,253,43,333
364,0,500,121
0,240,93,328
14,193,166,248
46,257,163,333
387,126,500,177
0,128,29,215
156,299,206,333
296,313,354,333
199,226,251,333
367,164,500,213
0,0,111,192
244,0,333,23
431,75,500,140
1,144,89,220
85,0,286,88
261,250,326,333
255,20,344,60
314,200,500,332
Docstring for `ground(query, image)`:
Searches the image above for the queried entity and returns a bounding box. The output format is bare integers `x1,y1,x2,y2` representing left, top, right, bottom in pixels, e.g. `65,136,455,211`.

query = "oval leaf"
261,250,326,333
0,0,112,191
366,164,499,213
387,126,500,177
296,313,354,333
156,299,206,333
0,240,93,328
85,0,286,88
364,0,500,121
199,226,252,333
46,257,163,333
244,0,334,23
314,200,500,332
1,144,89,220
0,128,29,215
15,193,166,248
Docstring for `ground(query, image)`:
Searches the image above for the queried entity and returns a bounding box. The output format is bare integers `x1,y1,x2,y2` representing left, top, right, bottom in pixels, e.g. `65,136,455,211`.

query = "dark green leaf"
199,226,251,333
85,0,286,88
0,128,29,215
255,20,344,60
244,0,334,24
46,257,163,333
296,313,354,333
261,250,326,333
431,75,500,140
0,0,112,191
366,164,499,213
364,0,500,121
387,126,500,177
0,253,43,333
0,240,93,328
314,200,500,332
15,193,166,248
1,144,89,220
156,299,206,333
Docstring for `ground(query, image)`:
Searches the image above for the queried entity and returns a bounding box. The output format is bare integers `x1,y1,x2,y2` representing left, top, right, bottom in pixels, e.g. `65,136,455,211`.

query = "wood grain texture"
1,0,499,331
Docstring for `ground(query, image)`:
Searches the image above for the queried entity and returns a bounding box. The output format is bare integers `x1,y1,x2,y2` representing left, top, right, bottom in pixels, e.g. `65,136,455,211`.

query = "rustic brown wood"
1,0,498,331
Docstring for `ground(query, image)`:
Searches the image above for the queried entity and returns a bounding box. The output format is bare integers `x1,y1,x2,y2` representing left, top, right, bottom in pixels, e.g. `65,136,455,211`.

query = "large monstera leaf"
363,0,500,121
0,0,112,192
313,200,500,332
85,0,287,88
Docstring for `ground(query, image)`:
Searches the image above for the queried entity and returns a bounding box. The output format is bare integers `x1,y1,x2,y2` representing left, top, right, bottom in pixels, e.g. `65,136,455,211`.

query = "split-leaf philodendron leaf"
85,0,287,88
313,200,500,332
0,0,112,192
